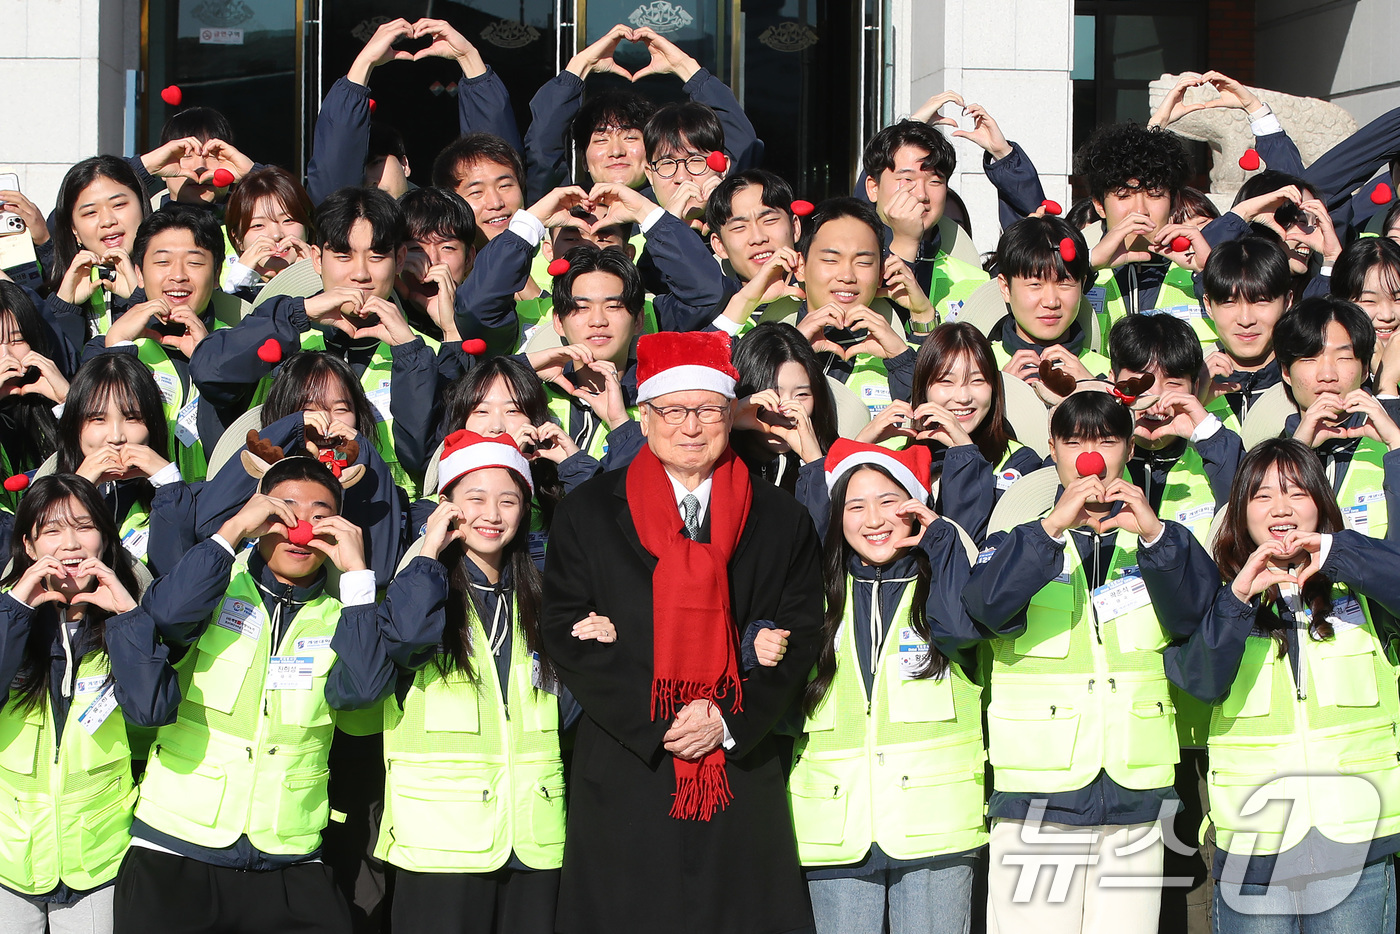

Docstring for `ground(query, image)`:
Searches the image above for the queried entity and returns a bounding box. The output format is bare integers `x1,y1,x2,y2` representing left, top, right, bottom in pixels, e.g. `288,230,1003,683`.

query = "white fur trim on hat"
824,450,927,502
438,441,534,495
636,364,737,403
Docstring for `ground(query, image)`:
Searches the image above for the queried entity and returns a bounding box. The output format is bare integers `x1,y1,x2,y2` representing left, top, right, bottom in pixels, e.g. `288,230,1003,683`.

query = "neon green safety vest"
544,389,639,462
1335,439,1389,540
1206,393,1243,436
992,340,1112,379
1208,588,1400,857
375,599,566,873
1088,266,1211,345
789,580,986,865
736,295,804,337
133,553,345,855
86,270,114,338
927,251,990,322
842,356,897,421
251,327,438,499
134,334,223,484
117,498,152,570
0,649,135,894
1153,447,1218,747
985,525,1180,793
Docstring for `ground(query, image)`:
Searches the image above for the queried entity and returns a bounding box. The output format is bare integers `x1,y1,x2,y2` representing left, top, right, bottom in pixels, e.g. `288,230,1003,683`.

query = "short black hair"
1074,122,1191,204
400,187,477,247
571,90,655,151
1331,236,1400,305
706,170,796,231
862,120,956,183
551,245,645,318
316,187,406,255
132,203,227,268
796,197,883,257
643,101,724,162
1202,236,1292,305
367,122,407,163
1274,295,1375,374
260,456,344,515
1108,313,1204,380
160,106,234,145
993,215,1092,288
1231,170,1316,209
1050,390,1135,443
431,133,526,195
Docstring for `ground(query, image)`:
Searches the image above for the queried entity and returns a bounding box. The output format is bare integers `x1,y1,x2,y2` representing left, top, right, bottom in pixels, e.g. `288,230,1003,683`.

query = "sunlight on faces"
1094,180,1173,248
0,311,31,365
999,274,1083,344
1245,463,1320,559
137,229,217,314
552,270,640,368
240,196,308,261
1114,364,1195,450
841,467,918,566
80,390,151,459
640,389,734,478
1281,320,1367,408
442,467,526,565
313,218,404,300
586,125,648,188
401,233,473,311
644,137,724,212
801,217,882,308
1048,431,1133,490
924,350,994,432
544,223,634,262
453,159,524,241
711,184,799,283
258,477,339,586
71,176,143,256
757,361,816,455
864,144,947,233
24,495,104,594
1355,265,1400,347
363,156,411,200
302,372,360,435
464,376,532,439
1207,295,1285,368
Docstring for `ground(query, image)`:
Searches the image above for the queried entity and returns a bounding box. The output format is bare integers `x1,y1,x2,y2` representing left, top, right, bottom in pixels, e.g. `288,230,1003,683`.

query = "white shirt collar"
666,470,713,526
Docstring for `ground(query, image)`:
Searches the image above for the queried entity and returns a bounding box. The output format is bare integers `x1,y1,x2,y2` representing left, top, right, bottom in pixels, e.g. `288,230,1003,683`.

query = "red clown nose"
1076,451,1106,478
547,258,571,277
1058,237,1077,263
212,168,235,188
462,339,487,355
706,151,728,173
3,474,28,493
790,200,814,217
286,521,314,546
1170,235,1191,253
1040,199,1062,216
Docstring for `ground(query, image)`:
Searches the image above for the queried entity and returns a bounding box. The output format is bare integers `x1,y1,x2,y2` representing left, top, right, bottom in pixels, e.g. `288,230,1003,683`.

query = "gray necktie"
680,494,701,540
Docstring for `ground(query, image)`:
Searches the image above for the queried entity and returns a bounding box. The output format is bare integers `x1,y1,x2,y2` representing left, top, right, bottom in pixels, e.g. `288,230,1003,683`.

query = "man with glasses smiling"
540,329,823,934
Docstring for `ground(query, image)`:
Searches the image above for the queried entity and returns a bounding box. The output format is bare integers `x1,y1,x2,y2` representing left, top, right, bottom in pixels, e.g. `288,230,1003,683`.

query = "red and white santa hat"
824,438,933,502
438,429,534,495
635,331,740,403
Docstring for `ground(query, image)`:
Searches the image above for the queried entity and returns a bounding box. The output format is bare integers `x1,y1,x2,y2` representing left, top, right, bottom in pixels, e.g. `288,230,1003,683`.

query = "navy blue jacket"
1283,409,1400,543
958,513,1218,825
523,68,763,199
1127,424,1243,517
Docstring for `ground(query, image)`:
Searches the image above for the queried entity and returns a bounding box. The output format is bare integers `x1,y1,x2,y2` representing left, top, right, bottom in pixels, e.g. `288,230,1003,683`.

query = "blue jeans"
808,856,976,934
1213,856,1396,933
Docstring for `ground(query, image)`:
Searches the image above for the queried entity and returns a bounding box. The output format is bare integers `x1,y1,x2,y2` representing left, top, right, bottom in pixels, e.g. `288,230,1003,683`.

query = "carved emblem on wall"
758,22,818,52
192,0,254,27
627,1,693,34
481,20,541,50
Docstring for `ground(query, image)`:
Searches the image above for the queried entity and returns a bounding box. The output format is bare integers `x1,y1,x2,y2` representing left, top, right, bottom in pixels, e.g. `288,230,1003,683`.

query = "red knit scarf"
626,443,753,821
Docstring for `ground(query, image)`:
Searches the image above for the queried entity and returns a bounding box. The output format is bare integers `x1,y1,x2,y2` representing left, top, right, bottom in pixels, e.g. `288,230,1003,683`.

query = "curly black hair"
1074,122,1192,204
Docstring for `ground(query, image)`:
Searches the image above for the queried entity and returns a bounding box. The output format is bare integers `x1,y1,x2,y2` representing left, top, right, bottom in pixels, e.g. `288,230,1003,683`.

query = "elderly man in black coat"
541,330,824,934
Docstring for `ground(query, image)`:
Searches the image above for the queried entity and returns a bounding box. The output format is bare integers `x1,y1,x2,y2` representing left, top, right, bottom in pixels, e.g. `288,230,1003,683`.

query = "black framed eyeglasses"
649,155,713,179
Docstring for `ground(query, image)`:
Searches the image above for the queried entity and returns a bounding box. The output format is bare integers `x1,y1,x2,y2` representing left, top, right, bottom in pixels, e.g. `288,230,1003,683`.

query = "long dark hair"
261,351,379,442
732,322,839,462
1213,439,1343,656
440,357,563,528
1,475,139,710
804,464,946,716
49,156,150,292
0,283,60,472
434,469,551,685
911,322,1015,464
57,356,169,510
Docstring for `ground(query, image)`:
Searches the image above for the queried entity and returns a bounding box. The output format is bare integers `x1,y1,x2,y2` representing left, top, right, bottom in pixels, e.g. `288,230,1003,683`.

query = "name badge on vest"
996,468,1022,492
1327,596,1367,631
121,525,150,562
1144,304,1205,322
268,655,315,690
860,383,891,416
1085,286,1107,314
531,651,561,695
77,683,118,734
1341,492,1382,532
1052,548,1073,584
294,635,333,652
1175,503,1214,526
366,380,392,424
215,597,264,641
174,395,201,448
897,626,930,680
152,370,179,408
1091,567,1152,622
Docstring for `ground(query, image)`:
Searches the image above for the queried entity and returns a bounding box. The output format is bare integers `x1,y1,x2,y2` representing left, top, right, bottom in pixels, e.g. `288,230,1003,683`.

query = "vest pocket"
388,765,500,854
144,744,227,828
530,775,567,846
986,704,1079,771
1124,700,1179,768
1114,611,1168,654
1312,643,1380,708
1017,587,1075,659
0,792,34,881
74,781,134,873
789,778,848,846
424,677,480,734
274,768,330,839
0,717,40,776
886,673,956,723
1221,642,1273,720
280,683,334,729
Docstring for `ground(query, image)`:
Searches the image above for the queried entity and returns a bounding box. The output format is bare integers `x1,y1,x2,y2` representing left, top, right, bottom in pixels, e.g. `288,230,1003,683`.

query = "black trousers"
390,865,560,934
113,847,352,934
